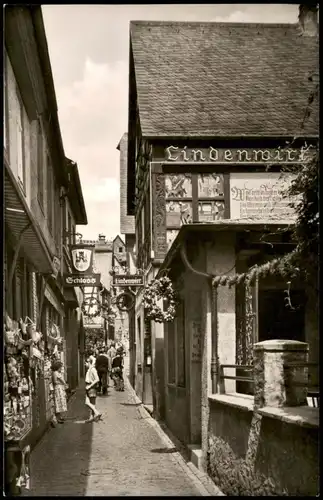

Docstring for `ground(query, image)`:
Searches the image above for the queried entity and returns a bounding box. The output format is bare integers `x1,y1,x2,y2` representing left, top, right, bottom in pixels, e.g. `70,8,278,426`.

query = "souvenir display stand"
4,313,66,496
4,314,43,496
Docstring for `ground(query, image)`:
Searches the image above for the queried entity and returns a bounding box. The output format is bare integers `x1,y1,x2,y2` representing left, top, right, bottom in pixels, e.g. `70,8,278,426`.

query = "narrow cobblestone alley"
23,369,220,496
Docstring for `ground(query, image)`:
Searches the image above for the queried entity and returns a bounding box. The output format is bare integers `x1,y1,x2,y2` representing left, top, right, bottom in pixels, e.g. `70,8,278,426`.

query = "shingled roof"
130,21,319,138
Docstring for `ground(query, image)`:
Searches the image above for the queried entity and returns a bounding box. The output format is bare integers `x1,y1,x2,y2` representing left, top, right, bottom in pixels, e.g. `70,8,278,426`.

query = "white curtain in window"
16,95,24,183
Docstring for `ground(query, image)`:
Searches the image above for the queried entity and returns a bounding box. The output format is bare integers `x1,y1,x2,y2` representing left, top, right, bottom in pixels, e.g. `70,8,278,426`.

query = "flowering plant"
143,276,178,322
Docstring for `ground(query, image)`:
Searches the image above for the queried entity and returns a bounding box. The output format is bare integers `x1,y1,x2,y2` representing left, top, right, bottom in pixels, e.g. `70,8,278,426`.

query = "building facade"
125,6,318,495
4,6,88,495
118,132,136,383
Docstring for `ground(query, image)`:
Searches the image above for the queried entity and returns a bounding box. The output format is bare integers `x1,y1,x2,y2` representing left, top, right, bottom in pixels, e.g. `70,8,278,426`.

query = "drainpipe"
180,242,219,394
210,283,219,394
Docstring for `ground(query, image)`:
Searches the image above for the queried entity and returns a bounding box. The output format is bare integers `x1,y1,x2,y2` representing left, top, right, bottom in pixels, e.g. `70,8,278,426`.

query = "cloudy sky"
42,4,298,240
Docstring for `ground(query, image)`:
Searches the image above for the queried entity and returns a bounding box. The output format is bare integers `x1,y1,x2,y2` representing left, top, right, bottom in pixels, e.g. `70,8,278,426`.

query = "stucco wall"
208,399,319,496
206,234,236,392
165,386,190,444
94,250,113,290
305,286,319,386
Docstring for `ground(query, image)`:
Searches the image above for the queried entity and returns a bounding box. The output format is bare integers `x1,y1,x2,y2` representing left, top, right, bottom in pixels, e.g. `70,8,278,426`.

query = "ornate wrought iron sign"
116,292,135,312
70,244,95,273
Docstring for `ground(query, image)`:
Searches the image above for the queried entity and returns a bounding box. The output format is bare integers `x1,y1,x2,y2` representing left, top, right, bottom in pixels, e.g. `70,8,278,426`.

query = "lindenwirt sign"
164,146,313,163
112,275,145,287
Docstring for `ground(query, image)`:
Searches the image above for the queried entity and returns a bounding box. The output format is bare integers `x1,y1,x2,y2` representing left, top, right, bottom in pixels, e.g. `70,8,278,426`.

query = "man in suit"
95,348,110,395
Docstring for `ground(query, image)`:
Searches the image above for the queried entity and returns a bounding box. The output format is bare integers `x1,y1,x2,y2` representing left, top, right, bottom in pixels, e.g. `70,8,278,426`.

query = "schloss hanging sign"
70,244,94,274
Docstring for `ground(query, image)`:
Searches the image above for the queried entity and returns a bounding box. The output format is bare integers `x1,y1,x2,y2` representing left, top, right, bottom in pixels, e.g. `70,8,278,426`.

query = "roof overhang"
157,221,294,278
66,158,88,225
4,161,54,273
63,288,79,307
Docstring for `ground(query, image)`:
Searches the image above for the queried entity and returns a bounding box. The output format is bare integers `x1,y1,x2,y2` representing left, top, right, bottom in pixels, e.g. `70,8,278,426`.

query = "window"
176,301,185,387
141,204,145,244
37,120,44,208
16,88,26,188
197,173,225,222
165,173,226,250
46,154,54,234
71,225,75,245
4,52,9,153
137,316,142,365
67,212,72,246
55,189,61,249
62,195,67,245
167,319,176,384
119,247,123,253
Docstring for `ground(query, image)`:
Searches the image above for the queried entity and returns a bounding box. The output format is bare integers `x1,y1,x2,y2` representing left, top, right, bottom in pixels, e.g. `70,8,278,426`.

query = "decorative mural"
152,173,167,258
198,174,224,198
166,201,193,226
135,138,152,205
153,172,226,257
165,174,192,198
198,201,225,222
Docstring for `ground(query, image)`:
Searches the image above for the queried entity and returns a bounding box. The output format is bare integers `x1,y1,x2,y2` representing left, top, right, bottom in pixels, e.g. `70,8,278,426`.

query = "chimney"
298,4,318,36
98,233,106,242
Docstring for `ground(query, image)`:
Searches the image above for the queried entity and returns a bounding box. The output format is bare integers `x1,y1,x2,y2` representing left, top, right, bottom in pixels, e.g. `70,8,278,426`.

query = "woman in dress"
85,355,102,422
51,360,67,424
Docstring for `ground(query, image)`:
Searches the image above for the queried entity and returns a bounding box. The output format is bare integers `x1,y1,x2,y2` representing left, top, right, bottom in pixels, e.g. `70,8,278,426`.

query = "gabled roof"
66,158,88,225
113,235,125,247
130,21,319,138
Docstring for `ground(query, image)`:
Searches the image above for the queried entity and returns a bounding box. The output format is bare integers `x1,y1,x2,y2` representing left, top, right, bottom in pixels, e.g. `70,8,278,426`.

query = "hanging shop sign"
164,146,314,164
116,292,135,311
51,256,61,278
112,274,145,287
70,244,95,274
229,172,297,221
63,273,101,287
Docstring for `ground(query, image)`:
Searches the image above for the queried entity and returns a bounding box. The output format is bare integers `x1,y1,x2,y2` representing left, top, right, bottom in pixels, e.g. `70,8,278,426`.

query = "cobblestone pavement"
23,361,216,496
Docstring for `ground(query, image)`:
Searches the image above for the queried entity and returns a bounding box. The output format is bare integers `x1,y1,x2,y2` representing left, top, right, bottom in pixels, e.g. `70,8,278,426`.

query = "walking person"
85,355,102,422
95,348,110,395
107,342,117,387
111,347,125,391
51,361,67,424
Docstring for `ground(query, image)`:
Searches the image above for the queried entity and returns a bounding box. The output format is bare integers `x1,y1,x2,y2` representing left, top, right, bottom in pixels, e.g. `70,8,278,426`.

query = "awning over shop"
4,163,54,274
44,284,65,316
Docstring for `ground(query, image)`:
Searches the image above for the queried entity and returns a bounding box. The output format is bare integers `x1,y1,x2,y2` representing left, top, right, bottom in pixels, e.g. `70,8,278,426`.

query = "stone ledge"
256,405,319,428
208,393,254,411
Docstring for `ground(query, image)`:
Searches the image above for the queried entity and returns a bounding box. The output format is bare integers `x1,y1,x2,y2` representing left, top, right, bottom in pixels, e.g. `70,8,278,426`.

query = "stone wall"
208,399,319,496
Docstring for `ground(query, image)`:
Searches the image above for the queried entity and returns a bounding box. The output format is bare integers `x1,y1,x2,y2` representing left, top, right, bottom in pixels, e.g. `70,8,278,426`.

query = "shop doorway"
258,289,306,343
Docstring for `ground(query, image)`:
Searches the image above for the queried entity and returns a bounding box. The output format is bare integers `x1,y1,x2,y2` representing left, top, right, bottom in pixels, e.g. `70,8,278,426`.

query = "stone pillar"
254,339,309,409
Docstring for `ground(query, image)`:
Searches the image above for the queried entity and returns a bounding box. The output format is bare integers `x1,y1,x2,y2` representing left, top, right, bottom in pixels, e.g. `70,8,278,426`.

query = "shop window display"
4,315,35,444
4,312,64,494
4,314,36,494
